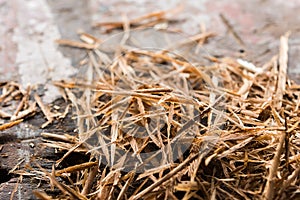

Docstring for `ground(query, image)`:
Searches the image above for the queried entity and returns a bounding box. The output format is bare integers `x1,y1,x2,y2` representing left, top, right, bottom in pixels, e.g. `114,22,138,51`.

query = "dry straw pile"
1,10,299,200
45,31,300,199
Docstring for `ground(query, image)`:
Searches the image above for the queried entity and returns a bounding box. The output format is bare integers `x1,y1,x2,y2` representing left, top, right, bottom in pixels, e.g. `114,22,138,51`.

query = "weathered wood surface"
1,0,300,199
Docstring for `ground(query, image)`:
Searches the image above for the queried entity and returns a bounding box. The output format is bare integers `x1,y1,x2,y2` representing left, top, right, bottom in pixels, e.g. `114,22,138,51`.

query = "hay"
1,12,299,199
35,30,300,200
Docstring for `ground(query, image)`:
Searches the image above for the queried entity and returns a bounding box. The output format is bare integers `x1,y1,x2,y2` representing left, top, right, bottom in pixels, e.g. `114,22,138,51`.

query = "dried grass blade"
275,32,290,109
56,39,98,49
262,130,286,200
81,165,99,196
0,119,23,131
34,93,54,127
217,136,256,159
131,154,199,200
55,162,97,176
